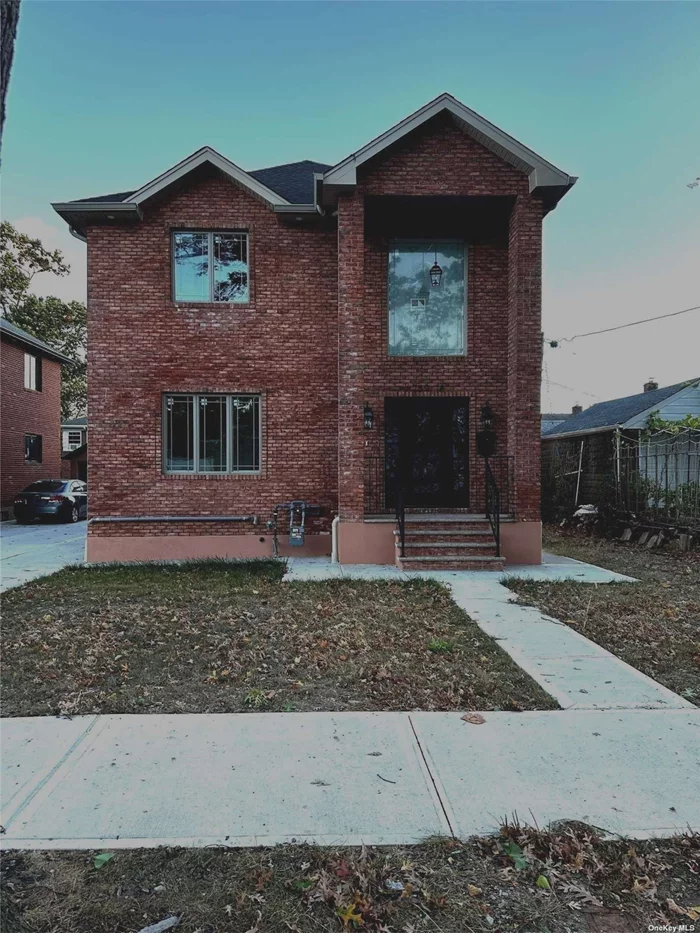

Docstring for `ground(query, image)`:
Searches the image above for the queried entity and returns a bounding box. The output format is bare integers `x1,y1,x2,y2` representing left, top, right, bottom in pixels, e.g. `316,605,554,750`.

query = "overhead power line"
546,304,700,347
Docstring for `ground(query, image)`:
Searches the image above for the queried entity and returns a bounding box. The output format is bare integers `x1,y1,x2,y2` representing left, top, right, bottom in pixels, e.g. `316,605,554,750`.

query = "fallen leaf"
93,852,114,869
536,875,551,890
467,883,482,897
461,713,485,725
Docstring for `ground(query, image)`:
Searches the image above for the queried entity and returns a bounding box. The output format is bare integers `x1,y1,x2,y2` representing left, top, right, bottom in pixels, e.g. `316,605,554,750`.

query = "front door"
385,397,469,509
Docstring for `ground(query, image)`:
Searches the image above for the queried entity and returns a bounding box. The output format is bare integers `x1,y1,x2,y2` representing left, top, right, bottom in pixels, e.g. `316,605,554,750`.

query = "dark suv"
14,480,88,524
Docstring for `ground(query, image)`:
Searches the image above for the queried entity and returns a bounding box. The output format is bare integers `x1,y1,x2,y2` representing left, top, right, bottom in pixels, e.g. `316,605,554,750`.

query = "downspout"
331,515,339,563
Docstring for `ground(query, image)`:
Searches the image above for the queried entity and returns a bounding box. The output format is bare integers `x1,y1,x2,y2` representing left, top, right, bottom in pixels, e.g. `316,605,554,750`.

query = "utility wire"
546,303,700,347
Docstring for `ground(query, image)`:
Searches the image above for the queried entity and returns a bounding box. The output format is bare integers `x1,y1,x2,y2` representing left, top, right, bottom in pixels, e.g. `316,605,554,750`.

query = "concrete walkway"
2,709,698,848
0,520,86,593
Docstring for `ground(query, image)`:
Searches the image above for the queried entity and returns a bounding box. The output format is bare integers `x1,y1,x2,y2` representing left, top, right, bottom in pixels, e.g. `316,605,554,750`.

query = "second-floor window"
173,231,249,304
388,240,466,357
24,353,42,391
67,431,82,447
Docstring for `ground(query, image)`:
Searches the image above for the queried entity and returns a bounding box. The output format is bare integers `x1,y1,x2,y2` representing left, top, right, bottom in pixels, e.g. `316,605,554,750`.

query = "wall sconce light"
364,403,374,430
476,403,497,458
480,403,495,431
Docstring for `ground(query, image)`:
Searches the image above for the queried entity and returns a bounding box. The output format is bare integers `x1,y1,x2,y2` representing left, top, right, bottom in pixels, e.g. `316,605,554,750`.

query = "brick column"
507,195,543,522
337,191,365,521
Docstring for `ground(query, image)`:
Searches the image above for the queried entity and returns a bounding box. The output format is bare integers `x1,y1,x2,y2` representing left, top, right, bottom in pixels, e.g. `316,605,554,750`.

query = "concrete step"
401,542,498,557
403,521,492,533
398,555,505,572
398,530,494,545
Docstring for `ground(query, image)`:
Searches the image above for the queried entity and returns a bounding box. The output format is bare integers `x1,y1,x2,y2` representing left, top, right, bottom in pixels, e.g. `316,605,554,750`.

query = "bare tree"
1,0,21,151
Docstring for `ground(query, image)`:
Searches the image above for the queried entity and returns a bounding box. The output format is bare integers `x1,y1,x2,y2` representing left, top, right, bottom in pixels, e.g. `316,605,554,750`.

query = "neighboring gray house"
61,416,87,453
541,406,580,436
542,379,700,442
542,378,700,519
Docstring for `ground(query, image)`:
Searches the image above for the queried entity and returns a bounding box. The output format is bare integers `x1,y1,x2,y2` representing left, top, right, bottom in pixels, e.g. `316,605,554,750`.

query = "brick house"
1,318,72,516
53,94,576,567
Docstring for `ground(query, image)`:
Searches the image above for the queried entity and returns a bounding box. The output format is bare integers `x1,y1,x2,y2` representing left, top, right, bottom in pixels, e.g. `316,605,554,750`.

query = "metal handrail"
395,481,406,558
484,458,501,557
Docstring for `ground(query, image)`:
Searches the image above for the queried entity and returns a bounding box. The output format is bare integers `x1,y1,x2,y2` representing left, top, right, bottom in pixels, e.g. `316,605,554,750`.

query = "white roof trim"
125,146,291,207
323,93,575,193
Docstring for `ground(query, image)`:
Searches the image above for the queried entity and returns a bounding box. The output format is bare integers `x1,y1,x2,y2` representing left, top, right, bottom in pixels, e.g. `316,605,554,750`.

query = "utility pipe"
331,515,340,563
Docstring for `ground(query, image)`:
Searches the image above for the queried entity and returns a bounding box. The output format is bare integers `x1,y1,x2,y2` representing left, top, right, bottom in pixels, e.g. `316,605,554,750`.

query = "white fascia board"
124,147,290,208
621,381,700,430
323,93,574,192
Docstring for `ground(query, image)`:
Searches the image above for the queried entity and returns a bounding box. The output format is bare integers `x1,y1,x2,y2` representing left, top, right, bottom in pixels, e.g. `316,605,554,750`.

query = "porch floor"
284,551,634,584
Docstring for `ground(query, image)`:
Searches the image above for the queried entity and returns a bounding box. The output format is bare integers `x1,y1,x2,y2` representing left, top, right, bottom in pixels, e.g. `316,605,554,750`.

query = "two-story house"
1,318,73,516
53,93,576,567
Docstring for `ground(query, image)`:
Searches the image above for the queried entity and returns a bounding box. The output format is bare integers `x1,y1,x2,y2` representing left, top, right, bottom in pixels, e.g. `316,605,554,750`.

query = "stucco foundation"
337,521,396,565
500,521,541,565
87,532,331,564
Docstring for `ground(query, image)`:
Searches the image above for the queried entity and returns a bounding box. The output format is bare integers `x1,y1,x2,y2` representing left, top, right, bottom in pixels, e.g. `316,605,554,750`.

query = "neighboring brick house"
1,318,73,515
53,93,576,567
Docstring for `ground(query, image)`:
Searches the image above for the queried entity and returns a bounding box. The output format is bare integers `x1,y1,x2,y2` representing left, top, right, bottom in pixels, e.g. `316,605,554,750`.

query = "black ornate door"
385,397,469,508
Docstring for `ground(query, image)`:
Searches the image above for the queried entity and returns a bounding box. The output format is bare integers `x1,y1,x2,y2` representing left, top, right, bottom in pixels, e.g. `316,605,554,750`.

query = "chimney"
644,378,659,393
572,404,583,415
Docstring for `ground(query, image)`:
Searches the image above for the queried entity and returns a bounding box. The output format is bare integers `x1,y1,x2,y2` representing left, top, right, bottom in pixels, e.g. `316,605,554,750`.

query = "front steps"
395,515,505,571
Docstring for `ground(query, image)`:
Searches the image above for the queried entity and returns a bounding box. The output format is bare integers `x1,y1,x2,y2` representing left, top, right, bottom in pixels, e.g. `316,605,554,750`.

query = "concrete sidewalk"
2,709,699,849
0,520,86,592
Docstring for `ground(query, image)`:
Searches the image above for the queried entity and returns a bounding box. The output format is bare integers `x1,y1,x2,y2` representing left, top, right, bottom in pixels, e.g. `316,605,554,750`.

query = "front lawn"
0,561,556,716
509,528,700,705
3,825,699,932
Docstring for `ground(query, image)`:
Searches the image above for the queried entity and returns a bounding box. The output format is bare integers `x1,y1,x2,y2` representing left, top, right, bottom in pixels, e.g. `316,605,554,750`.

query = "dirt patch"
2,825,698,932
0,560,556,716
508,528,700,706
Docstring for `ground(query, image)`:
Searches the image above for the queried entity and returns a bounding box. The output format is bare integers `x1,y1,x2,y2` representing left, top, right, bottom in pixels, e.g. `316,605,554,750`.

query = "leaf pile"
2,826,699,932
1,560,555,717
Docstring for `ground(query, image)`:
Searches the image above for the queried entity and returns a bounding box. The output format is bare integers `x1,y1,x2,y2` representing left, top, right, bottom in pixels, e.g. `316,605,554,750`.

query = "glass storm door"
384,397,469,508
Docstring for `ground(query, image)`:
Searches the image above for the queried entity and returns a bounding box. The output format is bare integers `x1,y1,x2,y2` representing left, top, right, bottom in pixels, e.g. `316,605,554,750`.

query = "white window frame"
172,230,249,304
24,352,41,390
388,239,468,358
67,430,82,448
163,393,261,475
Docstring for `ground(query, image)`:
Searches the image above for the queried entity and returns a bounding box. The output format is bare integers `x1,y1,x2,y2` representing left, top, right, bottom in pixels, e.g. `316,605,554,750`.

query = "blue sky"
3,1,699,408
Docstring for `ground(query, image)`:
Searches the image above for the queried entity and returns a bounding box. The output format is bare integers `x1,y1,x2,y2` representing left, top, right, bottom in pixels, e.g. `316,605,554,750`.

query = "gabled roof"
122,146,290,208
250,160,331,204
53,93,576,236
543,379,700,438
321,93,576,205
62,416,88,427
0,318,74,365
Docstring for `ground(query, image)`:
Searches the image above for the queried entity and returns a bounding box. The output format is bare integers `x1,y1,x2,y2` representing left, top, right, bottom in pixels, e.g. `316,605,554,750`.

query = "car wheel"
67,506,79,524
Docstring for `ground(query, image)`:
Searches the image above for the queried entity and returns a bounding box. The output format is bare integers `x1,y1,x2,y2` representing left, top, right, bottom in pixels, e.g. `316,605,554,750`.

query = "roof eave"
1,326,75,366
52,201,142,239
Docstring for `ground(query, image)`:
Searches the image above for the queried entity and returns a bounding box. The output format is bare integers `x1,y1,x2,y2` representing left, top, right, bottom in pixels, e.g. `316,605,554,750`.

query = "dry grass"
508,528,700,705
3,825,698,932
0,560,556,717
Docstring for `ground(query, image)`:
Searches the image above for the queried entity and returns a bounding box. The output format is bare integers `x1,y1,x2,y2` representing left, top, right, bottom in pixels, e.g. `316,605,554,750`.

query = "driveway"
0,520,86,593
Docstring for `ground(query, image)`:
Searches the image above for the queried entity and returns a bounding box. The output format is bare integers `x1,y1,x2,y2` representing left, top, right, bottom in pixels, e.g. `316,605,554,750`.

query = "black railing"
484,458,501,557
486,455,514,518
365,456,388,516
395,482,406,557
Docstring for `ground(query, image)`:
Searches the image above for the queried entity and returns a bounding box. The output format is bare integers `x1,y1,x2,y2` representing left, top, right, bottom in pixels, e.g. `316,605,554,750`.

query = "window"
388,240,466,356
24,353,42,390
173,231,249,303
67,431,82,447
25,434,43,463
164,394,260,474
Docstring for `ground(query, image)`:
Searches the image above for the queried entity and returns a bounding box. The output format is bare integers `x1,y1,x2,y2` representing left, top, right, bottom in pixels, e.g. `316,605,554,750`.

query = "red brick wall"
350,113,541,519
87,167,338,538
87,114,545,539
1,339,63,508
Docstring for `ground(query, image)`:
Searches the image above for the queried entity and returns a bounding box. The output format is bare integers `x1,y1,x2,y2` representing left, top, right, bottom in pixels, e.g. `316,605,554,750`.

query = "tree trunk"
0,0,21,151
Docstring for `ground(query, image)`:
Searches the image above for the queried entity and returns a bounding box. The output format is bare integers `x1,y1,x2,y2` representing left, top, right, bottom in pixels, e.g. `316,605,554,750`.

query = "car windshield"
24,481,66,492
